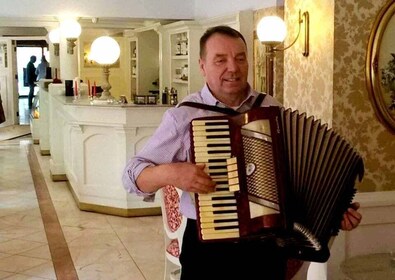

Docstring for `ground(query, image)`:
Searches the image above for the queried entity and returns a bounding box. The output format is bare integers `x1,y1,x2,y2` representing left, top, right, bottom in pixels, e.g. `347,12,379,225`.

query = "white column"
48,42,60,78
59,35,78,80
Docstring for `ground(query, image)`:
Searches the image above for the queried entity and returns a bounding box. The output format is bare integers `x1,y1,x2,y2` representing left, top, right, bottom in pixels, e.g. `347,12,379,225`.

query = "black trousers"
179,219,287,280
28,84,35,109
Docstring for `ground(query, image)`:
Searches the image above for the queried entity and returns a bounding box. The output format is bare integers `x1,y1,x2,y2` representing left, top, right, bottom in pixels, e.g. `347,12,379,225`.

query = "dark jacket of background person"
0,93,5,123
26,56,37,86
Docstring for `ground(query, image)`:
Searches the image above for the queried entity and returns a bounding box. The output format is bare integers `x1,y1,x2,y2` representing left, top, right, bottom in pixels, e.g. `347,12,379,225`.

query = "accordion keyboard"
192,119,240,240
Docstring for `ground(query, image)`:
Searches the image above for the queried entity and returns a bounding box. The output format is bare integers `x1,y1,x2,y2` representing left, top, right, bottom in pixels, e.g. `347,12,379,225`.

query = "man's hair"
199,25,247,59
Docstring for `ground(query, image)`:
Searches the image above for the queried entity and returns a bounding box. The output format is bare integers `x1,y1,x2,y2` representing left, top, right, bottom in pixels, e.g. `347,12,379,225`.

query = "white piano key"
200,220,239,229
198,199,237,206
193,130,230,137
199,205,238,212
192,119,229,126
201,229,240,240
194,146,231,152
192,125,230,131
193,139,231,146
200,213,238,222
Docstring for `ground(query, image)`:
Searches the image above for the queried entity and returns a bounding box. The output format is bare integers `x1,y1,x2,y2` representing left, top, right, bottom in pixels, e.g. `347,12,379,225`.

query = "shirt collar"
200,83,260,112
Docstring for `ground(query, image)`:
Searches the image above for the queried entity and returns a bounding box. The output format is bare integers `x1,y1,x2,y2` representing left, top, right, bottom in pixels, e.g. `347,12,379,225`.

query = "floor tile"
0,135,166,279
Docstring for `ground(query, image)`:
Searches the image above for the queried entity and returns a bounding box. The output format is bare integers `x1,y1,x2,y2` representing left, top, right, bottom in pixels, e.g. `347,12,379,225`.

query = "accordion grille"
243,135,279,205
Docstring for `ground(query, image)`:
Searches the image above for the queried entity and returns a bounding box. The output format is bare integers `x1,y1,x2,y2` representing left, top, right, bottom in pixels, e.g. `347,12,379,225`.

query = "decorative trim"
65,180,161,217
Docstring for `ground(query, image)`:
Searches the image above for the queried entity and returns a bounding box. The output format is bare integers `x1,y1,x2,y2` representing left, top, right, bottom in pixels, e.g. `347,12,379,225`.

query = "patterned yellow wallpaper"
253,0,394,192
333,0,394,191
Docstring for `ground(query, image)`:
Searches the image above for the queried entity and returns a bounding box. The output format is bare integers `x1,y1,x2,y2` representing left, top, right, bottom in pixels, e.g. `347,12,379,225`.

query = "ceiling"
0,27,48,37
0,16,176,38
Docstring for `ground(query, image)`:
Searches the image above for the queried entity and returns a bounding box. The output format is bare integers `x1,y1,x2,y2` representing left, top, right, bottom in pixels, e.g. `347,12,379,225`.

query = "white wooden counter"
37,79,53,155
47,83,170,216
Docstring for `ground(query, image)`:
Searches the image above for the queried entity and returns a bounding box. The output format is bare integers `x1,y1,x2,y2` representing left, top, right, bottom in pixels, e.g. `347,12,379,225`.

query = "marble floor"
18,96,30,125
0,135,166,280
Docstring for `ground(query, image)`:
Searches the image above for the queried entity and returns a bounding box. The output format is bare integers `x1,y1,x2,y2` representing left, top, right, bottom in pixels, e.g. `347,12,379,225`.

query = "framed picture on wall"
366,0,395,133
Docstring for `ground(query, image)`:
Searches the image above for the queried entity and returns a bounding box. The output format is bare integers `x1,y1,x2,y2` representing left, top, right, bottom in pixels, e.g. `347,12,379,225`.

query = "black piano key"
214,225,239,230
208,166,227,170
205,128,230,132
213,218,239,223
208,158,228,163
205,150,232,154
212,202,237,207
211,196,235,201
208,172,228,176
201,121,229,126
214,180,228,185
206,143,231,147
213,209,237,214
206,135,230,139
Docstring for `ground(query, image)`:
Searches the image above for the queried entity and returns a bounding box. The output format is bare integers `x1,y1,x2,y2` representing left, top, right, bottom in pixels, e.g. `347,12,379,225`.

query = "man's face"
199,33,248,100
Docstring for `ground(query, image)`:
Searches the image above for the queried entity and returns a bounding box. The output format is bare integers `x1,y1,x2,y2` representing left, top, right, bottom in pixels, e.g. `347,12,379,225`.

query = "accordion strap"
178,93,266,116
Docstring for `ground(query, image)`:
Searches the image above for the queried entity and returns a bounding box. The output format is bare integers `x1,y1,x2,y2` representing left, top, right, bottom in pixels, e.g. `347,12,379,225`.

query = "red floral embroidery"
163,185,182,232
166,238,180,257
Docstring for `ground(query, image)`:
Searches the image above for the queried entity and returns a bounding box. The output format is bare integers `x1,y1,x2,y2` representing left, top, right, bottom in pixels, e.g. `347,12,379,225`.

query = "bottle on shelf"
162,87,169,104
181,65,188,81
170,88,178,105
180,33,188,55
175,34,182,56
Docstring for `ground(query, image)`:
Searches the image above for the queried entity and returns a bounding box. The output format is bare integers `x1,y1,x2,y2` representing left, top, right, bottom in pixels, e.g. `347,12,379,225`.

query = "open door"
11,40,19,125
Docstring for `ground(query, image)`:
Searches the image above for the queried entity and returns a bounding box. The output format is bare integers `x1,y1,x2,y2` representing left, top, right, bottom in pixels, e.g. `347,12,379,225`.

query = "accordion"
190,106,364,262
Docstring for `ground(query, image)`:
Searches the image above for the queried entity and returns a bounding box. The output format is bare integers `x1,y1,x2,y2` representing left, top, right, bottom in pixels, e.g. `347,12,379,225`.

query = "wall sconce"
60,19,81,55
90,36,121,100
256,10,309,96
48,28,60,56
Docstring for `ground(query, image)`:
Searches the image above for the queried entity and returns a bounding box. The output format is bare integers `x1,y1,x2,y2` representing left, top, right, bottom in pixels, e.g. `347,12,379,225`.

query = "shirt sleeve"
122,108,188,197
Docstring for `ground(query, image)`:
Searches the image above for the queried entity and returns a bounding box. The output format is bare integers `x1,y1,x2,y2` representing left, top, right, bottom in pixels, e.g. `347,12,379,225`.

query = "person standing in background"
35,55,49,81
26,55,37,109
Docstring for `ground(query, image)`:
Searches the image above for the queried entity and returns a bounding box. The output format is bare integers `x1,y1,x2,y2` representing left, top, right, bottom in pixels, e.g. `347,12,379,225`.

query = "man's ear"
199,58,206,76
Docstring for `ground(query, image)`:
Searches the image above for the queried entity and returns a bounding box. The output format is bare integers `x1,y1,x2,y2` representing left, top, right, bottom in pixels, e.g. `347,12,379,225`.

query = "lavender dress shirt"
122,83,281,219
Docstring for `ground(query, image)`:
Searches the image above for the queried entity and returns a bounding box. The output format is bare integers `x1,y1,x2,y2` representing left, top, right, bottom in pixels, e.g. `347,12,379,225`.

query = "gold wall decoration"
366,0,395,134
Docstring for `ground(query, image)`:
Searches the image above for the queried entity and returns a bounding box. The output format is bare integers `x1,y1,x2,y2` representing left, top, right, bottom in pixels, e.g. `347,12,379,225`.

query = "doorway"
16,41,49,124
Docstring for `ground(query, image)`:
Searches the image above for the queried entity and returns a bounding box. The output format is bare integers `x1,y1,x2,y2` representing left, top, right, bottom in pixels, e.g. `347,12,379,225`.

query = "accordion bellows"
191,106,364,262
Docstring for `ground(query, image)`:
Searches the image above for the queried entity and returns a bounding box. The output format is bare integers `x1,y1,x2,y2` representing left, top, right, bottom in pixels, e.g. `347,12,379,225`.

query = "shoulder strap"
252,93,266,108
177,101,239,116
177,93,266,116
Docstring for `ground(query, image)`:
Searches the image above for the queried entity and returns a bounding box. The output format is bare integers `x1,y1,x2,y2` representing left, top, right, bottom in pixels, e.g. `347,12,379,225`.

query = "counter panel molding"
48,83,171,216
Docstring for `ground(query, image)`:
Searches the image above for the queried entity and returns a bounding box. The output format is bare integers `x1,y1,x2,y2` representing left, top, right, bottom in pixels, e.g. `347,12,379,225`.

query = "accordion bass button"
246,163,256,176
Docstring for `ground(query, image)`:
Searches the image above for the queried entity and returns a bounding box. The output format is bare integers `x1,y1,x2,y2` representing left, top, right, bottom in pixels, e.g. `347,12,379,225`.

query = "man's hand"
340,202,362,231
136,162,216,194
172,163,217,194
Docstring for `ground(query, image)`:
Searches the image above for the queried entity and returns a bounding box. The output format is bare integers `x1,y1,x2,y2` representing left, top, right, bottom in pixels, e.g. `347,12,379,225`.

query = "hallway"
0,135,165,280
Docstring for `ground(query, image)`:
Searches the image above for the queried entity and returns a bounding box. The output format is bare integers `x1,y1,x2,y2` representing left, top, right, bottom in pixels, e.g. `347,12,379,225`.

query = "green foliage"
381,53,395,89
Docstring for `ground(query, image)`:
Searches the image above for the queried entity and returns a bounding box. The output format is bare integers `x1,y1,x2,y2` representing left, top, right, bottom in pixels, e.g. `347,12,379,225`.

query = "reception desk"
37,79,53,155
47,83,170,216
